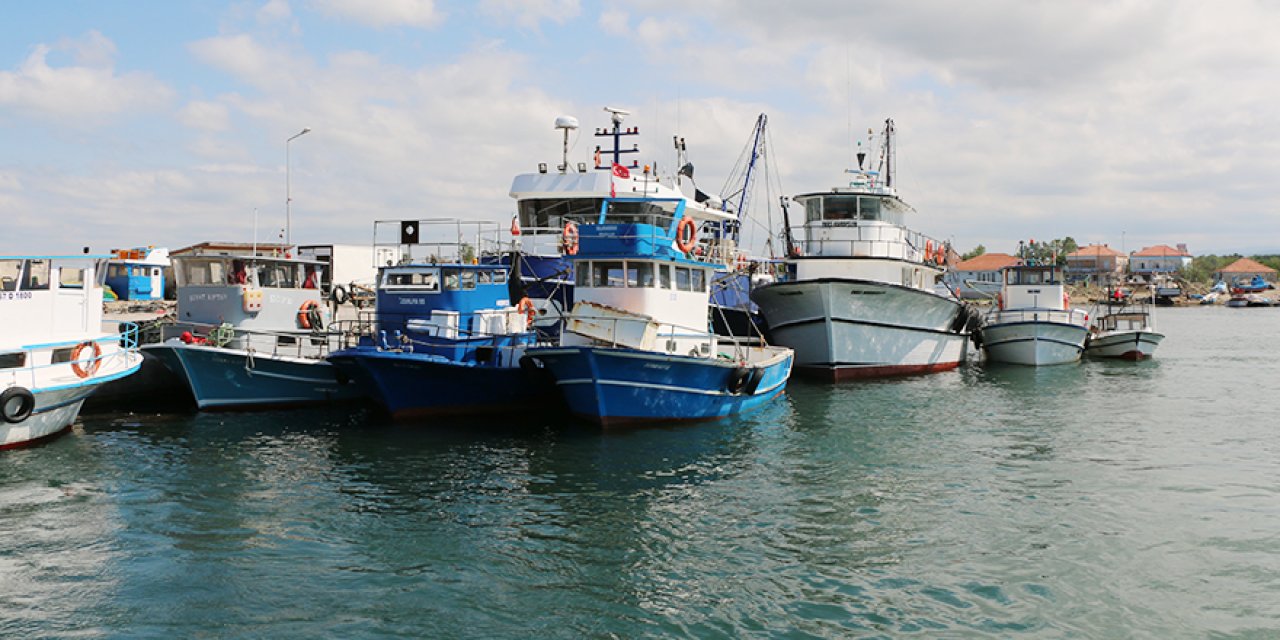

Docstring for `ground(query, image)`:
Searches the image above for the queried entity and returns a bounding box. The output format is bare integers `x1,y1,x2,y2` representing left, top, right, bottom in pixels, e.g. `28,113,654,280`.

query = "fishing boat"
521,196,793,426
1085,292,1165,360
1230,275,1272,294
142,246,362,409
2,254,143,449
978,256,1089,366
1226,293,1273,308
327,220,551,419
502,107,756,337
750,119,979,380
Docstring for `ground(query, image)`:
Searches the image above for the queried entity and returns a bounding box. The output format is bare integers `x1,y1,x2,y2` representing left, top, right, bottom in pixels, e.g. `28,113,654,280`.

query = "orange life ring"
70,341,102,379
561,221,579,256
936,243,946,264
516,297,537,325
297,300,321,330
925,240,934,263
675,217,697,254
1062,292,1070,309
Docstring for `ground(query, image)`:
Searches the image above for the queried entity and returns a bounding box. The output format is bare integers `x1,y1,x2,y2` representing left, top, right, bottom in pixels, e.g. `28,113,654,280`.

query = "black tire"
331,285,348,306
1,387,36,424
727,367,752,395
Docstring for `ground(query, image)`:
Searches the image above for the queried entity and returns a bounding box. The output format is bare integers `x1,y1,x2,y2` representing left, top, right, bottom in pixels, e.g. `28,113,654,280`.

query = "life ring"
1,387,35,424
331,284,348,306
516,297,537,325
1063,292,1070,309
925,240,934,263
936,243,946,264
561,221,579,256
297,300,323,330
70,342,102,379
675,217,697,254
997,293,1004,310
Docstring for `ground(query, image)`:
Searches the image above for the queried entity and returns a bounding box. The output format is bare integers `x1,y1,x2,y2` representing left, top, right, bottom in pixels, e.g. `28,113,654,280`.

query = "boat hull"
980,320,1089,366
327,348,552,419
523,346,792,426
1085,330,1165,360
143,343,363,410
751,278,969,380
2,361,142,450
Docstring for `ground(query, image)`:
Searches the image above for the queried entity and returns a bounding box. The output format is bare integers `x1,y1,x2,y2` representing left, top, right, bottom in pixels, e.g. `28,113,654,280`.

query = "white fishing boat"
2,254,143,449
978,258,1089,366
1086,292,1165,360
750,119,979,380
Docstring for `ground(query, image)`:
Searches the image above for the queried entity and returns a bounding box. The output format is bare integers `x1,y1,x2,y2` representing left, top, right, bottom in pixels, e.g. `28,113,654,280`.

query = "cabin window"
441,269,476,291
478,270,493,285
592,261,624,287
51,347,74,364
675,267,692,292
576,262,591,287
604,200,677,228
460,271,476,290
0,352,25,369
822,197,857,221
257,263,298,288
805,199,822,222
691,269,706,292
858,197,881,221
634,262,655,288
0,259,22,291
183,259,231,286
659,264,671,289
519,198,605,230
494,270,507,284
108,264,126,278
22,260,50,290
58,267,85,289
383,269,440,291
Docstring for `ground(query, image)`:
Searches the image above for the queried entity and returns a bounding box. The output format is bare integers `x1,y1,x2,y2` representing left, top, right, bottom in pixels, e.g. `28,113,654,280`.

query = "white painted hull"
2,357,142,449
1086,330,1164,360
980,319,1089,366
752,278,969,379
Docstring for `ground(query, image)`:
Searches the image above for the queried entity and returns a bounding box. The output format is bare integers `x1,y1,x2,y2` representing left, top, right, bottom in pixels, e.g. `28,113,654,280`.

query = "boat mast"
594,107,640,170
879,118,895,188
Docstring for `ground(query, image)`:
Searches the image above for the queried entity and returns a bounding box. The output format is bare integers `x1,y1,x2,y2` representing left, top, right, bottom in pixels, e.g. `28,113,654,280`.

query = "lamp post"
286,127,312,246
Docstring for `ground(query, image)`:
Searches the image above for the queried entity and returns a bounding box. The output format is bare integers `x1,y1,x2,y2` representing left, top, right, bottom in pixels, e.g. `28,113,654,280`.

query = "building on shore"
1065,244,1127,283
1130,244,1193,280
1214,258,1278,285
943,252,1021,300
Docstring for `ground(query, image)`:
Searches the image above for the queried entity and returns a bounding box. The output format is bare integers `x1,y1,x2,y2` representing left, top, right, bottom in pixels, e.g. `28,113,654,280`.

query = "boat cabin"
104,247,170,301
1,255,110,365
375,263,526,341
1000,264,1069,311
173,254,327,330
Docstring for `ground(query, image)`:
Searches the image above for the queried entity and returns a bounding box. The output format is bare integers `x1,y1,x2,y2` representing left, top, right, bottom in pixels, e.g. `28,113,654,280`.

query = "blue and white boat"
104,246,170,301
327,220,552,419
503,107,756,337
2,254,142,449
142,246,362,409
521,197,794,426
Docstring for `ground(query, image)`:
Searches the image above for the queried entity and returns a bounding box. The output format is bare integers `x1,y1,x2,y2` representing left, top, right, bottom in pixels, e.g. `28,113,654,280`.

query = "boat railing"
564,312,765,362
798,223,947,265
374,218,505,265
160,322,343,360
989,307,1089,326
332,308,539,349
3,324,142,390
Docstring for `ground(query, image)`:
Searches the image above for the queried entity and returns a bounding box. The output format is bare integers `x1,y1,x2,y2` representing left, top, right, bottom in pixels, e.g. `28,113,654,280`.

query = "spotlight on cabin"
538,163,548,174
557,163,567,172
577,162,587,173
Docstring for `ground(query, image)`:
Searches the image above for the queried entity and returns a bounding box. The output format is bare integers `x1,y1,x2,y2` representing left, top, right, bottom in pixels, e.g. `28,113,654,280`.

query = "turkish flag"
612,163,630,179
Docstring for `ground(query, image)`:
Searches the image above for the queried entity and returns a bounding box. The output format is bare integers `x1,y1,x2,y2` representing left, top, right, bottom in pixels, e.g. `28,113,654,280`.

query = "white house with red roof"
943,252,1021,299
1130,244,1193,276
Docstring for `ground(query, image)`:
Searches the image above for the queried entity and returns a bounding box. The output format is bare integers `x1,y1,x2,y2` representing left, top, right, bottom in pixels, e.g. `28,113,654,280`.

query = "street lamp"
286,127,312,246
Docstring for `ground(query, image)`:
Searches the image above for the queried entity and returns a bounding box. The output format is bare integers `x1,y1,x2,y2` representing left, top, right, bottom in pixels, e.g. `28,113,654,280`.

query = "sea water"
3,306,1279,637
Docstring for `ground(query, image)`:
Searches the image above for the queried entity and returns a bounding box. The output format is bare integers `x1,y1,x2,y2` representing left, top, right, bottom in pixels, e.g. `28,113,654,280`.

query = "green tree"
962,244,986,261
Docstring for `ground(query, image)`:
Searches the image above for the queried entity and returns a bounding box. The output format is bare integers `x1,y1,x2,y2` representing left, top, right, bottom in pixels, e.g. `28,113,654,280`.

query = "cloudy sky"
2,0,1278,257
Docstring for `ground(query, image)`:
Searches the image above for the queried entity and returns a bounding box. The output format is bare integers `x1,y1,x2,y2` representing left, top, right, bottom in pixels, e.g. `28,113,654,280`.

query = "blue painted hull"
522,346,792,426
328,347,555,419
143,344,364,410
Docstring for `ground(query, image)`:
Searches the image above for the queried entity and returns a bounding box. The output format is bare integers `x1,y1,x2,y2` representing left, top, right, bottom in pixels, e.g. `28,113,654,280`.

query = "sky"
2,0,1279,257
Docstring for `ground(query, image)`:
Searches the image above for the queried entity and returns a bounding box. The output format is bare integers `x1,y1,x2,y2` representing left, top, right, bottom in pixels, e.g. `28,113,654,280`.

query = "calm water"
4,306,1280,638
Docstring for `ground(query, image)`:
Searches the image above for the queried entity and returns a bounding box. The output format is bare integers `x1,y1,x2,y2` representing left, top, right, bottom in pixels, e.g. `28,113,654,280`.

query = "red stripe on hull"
799,360,961,382
0,424,73,451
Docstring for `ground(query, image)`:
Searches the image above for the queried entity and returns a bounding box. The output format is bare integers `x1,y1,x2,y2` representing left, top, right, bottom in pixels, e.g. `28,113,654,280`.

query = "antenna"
603,106,630,125
554,115,579,172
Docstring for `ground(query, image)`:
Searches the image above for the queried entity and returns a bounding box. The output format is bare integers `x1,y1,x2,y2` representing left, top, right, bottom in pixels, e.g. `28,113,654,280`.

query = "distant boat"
1226,293,1273,308
978,256,1089,366
1085,295,1164,360
1230,275,1272,294
2,254,143,449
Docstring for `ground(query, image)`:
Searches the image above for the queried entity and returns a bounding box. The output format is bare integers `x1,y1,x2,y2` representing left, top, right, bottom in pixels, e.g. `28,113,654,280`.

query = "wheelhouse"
795,192,911,226
175,256,326,290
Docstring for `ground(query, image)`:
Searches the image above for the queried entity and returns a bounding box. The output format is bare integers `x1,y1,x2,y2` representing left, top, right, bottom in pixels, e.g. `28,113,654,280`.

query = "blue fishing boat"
502,107,763,339
104,246,170,301
327,220,554,419
521,197,794,426
142,245,362,409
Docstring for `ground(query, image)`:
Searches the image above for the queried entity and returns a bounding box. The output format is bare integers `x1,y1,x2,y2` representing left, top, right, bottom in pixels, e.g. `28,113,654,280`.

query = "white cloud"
0,31,173,121
598,9,628,36
480,0,579,29
179,100,232,131
257,0,293,24
308,0,443,29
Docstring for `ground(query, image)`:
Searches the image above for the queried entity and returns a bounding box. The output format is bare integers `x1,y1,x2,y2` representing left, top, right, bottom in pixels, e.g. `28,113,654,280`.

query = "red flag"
610,181,616,198
612,163,630,179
